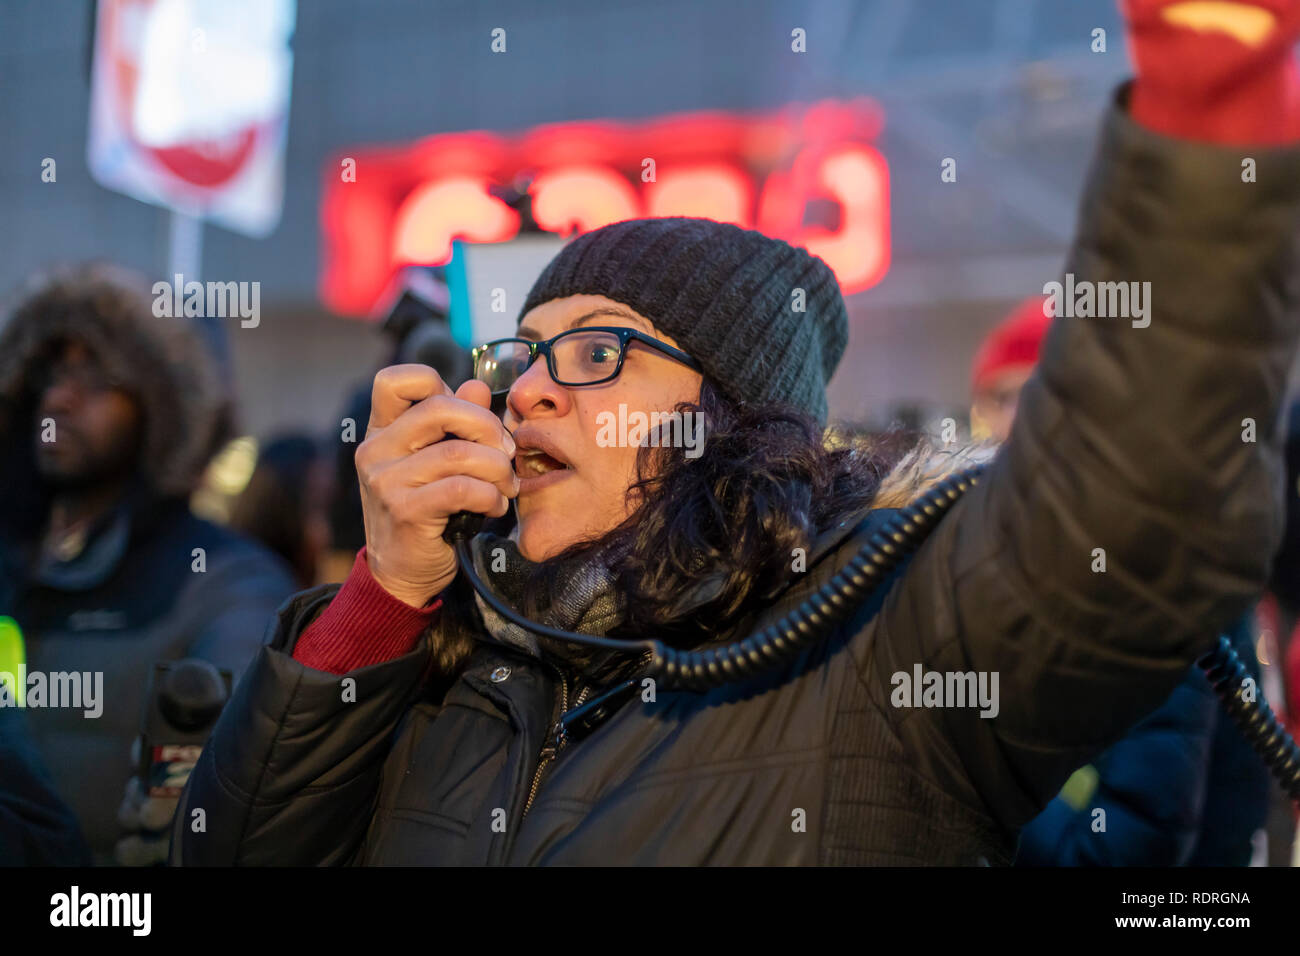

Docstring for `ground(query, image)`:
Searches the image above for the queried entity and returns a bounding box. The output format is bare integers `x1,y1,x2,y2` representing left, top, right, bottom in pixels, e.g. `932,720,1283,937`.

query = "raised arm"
859,1,1300,831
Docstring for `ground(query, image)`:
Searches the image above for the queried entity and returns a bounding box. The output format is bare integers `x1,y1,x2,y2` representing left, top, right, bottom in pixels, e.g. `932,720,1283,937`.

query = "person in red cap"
970,297,1052,444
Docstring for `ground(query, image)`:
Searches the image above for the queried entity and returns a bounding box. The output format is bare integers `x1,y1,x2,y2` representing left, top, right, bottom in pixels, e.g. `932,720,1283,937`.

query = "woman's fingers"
357,368,510,605
455,377,493,410
370,391,514,457
381,439,518,500
368,364,454,430
404,474,511,522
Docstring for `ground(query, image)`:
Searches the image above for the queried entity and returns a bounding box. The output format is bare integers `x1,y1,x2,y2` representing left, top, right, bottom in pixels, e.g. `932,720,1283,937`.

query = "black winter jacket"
173,92,1300,866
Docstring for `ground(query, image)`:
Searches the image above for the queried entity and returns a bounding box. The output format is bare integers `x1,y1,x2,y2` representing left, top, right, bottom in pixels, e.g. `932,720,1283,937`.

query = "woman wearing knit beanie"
176,1,1300,865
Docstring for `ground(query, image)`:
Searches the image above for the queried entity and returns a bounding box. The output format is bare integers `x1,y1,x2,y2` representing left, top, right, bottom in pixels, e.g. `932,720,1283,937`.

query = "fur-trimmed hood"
871,438,996,510
0,263,231,502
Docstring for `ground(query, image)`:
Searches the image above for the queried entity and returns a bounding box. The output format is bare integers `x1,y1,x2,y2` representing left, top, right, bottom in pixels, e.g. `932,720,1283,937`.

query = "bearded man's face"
34,340,142,490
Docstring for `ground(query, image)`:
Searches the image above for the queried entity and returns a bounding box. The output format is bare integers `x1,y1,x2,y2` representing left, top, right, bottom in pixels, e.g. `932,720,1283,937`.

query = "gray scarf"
468,529,627,660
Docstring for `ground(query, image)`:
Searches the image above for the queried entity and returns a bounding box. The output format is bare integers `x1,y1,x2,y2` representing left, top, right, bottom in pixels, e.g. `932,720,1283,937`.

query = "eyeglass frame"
470,325,702,394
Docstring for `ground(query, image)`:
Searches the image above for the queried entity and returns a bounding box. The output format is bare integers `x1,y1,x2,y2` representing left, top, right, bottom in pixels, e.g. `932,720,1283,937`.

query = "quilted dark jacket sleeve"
170,586,433,865
856,89,1300,833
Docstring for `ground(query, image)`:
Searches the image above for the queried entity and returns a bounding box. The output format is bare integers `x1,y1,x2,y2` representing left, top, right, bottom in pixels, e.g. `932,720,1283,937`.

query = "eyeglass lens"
477,330,623,392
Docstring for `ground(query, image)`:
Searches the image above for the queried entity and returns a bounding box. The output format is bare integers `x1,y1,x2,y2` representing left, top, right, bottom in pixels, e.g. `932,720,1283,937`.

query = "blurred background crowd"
1,0,1298,866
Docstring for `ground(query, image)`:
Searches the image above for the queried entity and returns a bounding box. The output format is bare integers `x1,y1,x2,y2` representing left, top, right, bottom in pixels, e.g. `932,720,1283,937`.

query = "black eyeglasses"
470,326,701,394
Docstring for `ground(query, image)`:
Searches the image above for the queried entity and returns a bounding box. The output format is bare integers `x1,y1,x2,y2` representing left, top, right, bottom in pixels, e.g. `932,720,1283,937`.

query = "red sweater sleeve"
292,548,442,675
1125,0,1300,144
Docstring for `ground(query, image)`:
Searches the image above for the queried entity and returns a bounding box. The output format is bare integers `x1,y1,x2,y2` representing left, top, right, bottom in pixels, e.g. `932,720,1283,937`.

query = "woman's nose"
507,355,570,419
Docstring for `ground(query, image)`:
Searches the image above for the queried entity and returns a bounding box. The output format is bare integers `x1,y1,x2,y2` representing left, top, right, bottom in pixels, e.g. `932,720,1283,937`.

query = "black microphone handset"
444,510,486,542
115,659,231,864
441,426,489,544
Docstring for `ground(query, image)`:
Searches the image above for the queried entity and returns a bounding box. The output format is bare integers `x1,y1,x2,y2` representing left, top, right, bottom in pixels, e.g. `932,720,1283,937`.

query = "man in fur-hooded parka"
0,264,296,864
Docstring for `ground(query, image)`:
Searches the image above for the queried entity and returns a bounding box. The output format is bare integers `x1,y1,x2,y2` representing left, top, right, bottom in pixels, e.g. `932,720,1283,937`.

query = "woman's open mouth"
514,447,574,493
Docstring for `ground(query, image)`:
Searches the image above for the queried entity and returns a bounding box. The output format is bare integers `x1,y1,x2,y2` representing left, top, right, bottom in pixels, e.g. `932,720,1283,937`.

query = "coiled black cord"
1198,635,1300,801
647,465,986,691
453,465,986,690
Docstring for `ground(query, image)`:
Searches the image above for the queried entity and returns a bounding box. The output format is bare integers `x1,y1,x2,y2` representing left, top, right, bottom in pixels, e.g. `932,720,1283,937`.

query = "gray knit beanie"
519,218,848,424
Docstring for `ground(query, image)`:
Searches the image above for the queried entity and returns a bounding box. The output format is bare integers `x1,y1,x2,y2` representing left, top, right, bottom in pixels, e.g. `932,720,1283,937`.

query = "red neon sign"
321,100,889,316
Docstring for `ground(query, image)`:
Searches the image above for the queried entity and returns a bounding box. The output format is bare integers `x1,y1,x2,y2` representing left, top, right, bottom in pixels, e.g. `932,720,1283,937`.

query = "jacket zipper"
521,674,591,819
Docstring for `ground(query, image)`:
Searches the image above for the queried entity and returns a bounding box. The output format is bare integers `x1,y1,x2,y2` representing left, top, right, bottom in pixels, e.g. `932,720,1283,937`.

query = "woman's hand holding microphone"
356,365,517,608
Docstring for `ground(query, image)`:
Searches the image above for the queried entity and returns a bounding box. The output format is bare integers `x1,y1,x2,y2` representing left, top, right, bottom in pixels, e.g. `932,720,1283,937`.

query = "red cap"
971,297,1053,393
